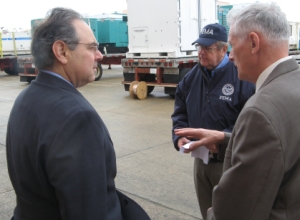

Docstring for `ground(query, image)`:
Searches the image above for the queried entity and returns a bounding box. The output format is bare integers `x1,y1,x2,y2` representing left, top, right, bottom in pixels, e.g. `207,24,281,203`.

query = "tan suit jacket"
207,58,300,220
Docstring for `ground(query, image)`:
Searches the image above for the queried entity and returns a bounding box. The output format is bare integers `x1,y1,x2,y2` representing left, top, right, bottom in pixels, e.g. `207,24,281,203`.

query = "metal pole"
12,32,17,56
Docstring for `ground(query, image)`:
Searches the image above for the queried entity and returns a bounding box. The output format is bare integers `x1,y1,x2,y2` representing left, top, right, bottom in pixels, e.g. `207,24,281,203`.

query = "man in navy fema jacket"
171,23,255,219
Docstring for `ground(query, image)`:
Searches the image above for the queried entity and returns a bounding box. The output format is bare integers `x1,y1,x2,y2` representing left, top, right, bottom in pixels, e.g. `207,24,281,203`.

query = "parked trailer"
18,15,128,83
18,53,126,83
0,30,31,75
121,0,217,99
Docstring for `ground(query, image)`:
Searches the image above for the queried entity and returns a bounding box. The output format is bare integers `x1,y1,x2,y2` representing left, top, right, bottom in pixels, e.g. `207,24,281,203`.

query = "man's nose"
96,50,103,61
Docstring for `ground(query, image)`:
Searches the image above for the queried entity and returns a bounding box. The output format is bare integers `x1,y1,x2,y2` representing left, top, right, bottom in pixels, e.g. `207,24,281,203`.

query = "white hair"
227,2,290,45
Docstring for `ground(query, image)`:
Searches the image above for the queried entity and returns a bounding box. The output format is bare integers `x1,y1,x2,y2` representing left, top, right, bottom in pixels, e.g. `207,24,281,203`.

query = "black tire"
140,74,155,95
4,62,19,75
94,63,103,81
123,72,134,91
20,76,35,83
27,77,35,83
147,86,154,94
179,68,191,81
124,84,130,91
164,87,176,97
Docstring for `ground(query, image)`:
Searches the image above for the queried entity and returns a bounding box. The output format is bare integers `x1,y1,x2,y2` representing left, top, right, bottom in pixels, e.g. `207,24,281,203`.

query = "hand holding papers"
180,141,209,164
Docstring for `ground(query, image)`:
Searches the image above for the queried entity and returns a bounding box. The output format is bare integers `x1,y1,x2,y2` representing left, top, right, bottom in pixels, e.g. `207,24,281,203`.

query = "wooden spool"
129,81,148,100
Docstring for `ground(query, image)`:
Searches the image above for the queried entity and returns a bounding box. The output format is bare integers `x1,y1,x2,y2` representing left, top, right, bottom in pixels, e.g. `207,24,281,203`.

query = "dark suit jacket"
6,71,122,219
207,58,300,219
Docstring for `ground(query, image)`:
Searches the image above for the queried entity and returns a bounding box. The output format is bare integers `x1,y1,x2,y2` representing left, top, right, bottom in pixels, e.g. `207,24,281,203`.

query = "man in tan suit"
175,2,300,219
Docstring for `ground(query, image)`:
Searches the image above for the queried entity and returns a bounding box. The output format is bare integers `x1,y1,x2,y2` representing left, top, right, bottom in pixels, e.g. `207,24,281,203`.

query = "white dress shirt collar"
255,56,292,93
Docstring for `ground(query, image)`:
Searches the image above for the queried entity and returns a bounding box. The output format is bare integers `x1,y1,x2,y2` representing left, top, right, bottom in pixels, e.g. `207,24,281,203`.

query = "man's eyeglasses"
195,45,217,53
72,42,100,53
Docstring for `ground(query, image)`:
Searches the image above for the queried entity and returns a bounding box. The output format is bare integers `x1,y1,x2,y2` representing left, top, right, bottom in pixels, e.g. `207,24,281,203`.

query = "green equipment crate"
217,5,232,52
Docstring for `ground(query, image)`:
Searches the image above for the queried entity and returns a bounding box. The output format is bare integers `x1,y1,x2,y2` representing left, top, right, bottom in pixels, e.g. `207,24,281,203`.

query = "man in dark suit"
6,7,133,220
175,2,300,220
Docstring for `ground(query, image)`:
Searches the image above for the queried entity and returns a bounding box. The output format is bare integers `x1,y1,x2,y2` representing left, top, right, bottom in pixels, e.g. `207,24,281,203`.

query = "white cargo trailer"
1,31,31,55
122,0,217,99
289,21,300,53
0,30,31,75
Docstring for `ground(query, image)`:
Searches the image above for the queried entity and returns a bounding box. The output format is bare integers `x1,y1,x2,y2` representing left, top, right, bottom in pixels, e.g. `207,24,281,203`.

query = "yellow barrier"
12,32,17,56
0,32,18,57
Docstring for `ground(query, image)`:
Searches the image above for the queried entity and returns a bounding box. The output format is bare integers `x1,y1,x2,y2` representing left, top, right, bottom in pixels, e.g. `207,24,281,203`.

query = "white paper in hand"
180,142,192,153
181,141,209,164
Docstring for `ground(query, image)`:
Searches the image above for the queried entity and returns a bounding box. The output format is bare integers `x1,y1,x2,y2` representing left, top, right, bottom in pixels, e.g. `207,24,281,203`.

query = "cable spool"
129,81,148,100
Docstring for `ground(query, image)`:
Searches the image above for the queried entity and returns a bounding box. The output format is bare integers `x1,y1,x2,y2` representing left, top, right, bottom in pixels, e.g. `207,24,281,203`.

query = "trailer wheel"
20,76,36,83
140,74,155,95
4,62,19,75
124,84,130,91
164,87,176,98
147,86,154,94
94,63,103,81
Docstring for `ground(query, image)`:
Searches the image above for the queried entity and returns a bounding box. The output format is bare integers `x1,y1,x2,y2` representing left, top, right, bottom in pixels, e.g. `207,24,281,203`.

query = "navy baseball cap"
192,23,228,46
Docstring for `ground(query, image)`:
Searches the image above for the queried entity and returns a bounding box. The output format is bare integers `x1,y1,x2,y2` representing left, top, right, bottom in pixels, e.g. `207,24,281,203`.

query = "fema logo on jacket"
220,84,234,101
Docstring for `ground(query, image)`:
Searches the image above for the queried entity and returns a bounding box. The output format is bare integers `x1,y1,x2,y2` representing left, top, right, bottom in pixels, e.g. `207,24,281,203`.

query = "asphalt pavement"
0,65,202,220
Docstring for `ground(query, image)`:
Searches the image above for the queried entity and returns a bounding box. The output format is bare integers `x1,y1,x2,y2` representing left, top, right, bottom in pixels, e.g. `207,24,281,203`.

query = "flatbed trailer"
122,56,199,99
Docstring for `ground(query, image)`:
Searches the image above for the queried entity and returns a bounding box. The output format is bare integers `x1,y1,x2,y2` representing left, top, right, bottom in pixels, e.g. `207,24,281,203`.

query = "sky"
1,0,299,30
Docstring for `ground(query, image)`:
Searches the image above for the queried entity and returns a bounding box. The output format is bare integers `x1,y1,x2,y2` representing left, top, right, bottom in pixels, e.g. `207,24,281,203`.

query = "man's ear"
249,32,260,54
52,40,69,64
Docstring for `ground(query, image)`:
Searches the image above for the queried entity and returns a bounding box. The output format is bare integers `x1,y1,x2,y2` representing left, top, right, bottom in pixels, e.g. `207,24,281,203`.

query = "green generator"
86,14,128,54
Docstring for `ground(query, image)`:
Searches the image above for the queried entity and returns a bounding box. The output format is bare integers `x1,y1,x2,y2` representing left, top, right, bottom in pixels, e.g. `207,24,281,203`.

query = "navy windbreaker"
171,61,255,159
